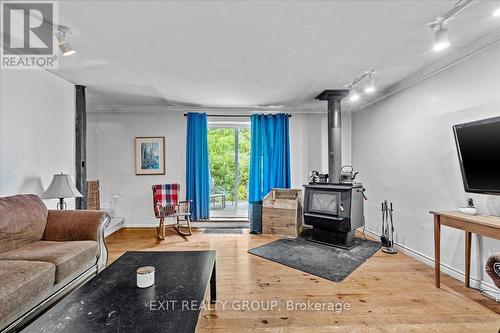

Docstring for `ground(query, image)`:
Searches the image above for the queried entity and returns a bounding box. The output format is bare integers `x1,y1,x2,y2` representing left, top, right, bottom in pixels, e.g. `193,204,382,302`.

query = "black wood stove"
303,90,366,249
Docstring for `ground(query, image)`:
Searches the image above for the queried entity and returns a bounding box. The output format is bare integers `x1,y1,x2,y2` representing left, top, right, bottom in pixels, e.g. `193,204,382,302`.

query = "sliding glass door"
208,124,250,219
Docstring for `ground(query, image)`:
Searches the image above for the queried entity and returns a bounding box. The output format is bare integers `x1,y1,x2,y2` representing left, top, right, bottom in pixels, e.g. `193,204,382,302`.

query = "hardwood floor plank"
105,228,500,332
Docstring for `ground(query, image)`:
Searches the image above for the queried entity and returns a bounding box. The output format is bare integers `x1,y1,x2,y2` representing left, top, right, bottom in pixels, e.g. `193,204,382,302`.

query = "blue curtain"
186,112,210,221
249,113,291,203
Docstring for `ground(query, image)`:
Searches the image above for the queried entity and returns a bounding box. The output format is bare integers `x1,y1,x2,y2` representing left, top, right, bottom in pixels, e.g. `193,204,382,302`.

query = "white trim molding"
104,217,125,237
362,228,498,293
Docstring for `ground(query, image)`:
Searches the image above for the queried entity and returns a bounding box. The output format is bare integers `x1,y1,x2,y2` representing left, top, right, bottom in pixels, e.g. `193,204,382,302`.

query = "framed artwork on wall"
135,137,165,175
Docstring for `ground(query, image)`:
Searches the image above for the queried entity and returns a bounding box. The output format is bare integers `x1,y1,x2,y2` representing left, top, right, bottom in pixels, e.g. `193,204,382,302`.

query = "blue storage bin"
248,201,262,234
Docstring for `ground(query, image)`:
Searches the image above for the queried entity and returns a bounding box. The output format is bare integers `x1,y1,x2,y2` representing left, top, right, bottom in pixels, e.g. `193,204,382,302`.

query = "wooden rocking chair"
152,184,192,239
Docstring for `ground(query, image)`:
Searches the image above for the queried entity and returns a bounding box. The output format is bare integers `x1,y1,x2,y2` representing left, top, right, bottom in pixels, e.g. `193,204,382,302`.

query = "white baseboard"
362,228,497,292
104,217,125,237
123,222,156,228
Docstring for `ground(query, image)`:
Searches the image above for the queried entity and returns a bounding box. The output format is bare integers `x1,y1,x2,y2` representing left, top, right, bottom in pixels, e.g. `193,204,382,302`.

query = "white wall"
87,112,186,226
352,43,500,289
87,110,351,226
290,112,351,188
0,69,75,209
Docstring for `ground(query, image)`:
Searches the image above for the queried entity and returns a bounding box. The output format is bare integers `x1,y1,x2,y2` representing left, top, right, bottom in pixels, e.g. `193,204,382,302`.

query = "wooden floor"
106,228,500,332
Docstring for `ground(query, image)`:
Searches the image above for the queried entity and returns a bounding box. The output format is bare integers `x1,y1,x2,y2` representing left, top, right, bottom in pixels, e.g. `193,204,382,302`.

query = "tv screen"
453,116,500,194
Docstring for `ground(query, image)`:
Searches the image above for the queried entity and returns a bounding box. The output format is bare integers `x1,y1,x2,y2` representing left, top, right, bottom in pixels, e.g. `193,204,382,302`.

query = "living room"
1,1,500,332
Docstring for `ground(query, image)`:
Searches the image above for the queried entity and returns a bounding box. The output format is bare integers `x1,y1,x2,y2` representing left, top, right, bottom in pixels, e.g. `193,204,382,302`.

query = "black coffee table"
23,251,216,333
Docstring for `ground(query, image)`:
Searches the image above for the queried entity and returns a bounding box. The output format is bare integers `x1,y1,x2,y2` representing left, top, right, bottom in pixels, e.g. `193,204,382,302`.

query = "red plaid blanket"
152,184,179,207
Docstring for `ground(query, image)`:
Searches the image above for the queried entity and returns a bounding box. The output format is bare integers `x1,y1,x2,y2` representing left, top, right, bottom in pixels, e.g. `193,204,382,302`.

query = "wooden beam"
75,85,87,209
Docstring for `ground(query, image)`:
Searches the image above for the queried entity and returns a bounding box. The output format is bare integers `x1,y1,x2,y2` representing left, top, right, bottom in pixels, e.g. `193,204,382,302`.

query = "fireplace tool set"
380,201,397,254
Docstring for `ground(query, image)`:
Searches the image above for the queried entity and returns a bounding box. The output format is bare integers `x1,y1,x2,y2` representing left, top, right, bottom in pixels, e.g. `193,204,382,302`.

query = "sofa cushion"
0,241,97,283
0,195,48,253
0,260,55,323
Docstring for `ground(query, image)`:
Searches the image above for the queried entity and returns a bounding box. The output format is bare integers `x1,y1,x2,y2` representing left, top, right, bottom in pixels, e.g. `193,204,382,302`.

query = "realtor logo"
1,1,58,69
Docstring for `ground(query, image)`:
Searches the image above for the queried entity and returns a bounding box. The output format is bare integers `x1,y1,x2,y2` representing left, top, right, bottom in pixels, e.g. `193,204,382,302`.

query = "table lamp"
42,173,83,210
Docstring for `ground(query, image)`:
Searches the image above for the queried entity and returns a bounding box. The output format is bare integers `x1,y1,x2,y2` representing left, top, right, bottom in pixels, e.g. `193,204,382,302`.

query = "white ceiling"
51,0,500,113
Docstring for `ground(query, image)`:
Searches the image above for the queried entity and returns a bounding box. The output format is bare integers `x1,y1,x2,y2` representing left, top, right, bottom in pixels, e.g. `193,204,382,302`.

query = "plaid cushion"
152,184,180,207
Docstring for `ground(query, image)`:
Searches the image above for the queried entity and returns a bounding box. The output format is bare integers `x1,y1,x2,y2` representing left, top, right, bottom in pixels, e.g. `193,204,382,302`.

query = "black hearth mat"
248,236,381,282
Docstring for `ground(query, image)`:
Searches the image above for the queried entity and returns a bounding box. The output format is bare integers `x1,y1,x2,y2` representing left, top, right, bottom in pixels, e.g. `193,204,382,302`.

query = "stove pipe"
315,90,349,184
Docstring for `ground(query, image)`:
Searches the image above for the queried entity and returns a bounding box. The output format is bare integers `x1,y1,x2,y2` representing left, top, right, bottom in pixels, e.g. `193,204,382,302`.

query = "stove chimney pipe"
315,90,349,184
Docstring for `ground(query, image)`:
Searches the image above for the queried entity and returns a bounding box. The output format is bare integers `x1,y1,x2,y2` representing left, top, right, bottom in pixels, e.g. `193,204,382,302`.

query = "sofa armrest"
44,210,110,272
44,210,108,241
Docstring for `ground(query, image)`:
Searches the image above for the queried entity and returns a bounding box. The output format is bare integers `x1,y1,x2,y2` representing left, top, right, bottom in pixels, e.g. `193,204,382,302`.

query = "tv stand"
430,211,500,288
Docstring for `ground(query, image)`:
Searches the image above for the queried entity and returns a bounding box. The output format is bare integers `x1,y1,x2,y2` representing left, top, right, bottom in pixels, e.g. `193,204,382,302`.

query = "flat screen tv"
453,116,500,195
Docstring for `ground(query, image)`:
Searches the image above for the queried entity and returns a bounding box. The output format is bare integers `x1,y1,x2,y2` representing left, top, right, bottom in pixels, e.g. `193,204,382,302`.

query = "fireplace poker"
380,201,390,247
382,202,397,254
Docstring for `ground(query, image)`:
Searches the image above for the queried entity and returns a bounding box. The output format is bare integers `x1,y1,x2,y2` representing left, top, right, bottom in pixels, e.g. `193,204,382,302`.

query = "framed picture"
135,137,165,175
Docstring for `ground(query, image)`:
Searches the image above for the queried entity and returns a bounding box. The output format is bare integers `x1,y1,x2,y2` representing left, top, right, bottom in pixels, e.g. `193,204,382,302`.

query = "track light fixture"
56,26,76,56
345,69,377,102
429,0,474,52
432,24,450,52
364,72,376,93
494,7,500,17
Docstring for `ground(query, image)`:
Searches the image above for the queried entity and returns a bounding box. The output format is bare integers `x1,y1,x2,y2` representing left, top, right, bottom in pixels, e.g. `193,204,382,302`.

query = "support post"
75,85,87,209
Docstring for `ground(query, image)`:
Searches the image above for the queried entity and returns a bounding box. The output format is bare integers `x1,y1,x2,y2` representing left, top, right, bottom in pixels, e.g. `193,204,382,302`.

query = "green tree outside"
208,128,250,202
238,128,250,201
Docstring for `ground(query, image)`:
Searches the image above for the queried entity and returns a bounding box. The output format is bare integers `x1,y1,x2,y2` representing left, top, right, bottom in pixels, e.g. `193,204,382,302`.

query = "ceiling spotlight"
494,8,500,17
349,89,360,102
58,40,76,56
56,26,76,56
433,24,450,52
429,1,475,53
364,73,375,94
428,0,475,53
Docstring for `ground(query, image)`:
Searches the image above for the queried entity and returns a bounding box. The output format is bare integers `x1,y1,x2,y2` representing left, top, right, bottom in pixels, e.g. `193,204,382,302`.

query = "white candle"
136,266,155,288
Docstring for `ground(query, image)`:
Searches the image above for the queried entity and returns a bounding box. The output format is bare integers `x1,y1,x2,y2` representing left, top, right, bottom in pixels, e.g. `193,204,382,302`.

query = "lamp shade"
42,173,83,199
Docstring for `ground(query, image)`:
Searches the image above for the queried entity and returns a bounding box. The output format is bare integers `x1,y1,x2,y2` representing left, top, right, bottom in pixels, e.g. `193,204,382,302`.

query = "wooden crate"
262,189,303,238
86,180,100,210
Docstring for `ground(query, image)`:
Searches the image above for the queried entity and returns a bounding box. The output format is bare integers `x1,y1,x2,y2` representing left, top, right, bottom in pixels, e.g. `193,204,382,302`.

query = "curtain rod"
183,113,291,117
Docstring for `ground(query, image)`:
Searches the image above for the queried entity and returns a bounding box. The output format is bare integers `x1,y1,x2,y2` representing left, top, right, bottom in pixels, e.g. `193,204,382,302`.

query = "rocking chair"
152,184,192,239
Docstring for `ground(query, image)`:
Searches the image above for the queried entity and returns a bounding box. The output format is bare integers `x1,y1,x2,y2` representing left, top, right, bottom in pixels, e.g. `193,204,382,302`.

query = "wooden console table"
431,211,500,288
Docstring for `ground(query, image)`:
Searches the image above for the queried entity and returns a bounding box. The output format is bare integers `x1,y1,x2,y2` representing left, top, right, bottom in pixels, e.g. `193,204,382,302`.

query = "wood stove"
304,183,364,248
303,90,365,248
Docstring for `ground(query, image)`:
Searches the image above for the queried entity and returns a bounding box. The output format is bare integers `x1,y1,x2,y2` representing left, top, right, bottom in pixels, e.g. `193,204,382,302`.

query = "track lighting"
364,73,375,93
56,26,76,56
432,24,450,52
429,0,474,52
494,8,500,17
345,69,377,102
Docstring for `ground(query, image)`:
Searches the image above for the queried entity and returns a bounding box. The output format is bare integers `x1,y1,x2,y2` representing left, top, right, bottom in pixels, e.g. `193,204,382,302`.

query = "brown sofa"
0,194,109,332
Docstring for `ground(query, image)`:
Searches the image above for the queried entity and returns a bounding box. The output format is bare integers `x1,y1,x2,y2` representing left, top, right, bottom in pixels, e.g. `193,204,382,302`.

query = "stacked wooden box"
262,189,303,238
86,180,100,210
